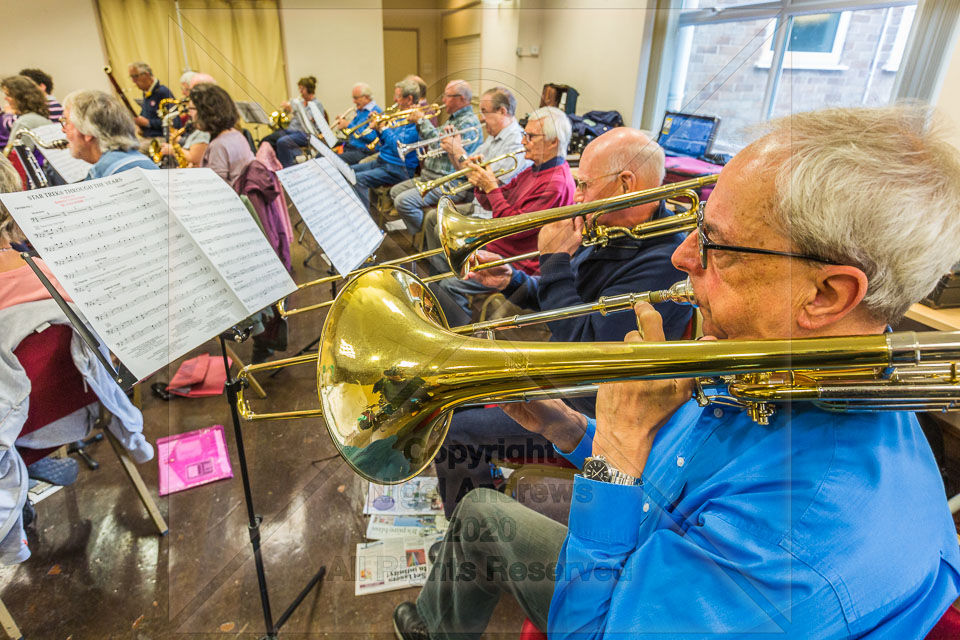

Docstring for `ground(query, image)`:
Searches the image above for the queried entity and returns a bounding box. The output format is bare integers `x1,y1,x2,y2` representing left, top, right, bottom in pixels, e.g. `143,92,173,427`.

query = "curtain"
892,0,960,101
96,0,287,114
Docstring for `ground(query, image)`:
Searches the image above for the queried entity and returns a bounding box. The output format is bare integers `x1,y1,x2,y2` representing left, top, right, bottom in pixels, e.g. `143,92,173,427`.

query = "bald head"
577,127,666,227
188,73,216,89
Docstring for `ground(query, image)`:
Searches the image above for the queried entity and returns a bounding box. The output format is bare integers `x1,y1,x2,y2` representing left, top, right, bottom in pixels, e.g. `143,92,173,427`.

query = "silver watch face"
583,458,611,482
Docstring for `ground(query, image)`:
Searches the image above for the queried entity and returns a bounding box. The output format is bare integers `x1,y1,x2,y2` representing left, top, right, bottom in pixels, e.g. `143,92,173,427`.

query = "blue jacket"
550,405,960,638
345,102,383,150
502,202,691,416
139,81,175,137
378,123,419,170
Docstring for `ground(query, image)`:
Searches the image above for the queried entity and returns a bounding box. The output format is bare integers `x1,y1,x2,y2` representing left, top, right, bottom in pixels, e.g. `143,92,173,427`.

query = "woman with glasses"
60,90,157,180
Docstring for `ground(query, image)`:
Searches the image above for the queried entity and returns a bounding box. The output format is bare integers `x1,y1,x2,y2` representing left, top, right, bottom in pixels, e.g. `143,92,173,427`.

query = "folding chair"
1,324,168,639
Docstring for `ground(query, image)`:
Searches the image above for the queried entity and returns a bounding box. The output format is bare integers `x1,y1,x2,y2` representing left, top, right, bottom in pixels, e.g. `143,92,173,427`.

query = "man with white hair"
334,82,382,165
390,79,482,235
62,90,156,179
432,105,576,319
428,127,693,518
393,106,960,639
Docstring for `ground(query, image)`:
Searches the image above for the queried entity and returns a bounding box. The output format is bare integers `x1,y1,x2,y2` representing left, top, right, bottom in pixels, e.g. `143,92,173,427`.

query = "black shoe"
393,602,430,640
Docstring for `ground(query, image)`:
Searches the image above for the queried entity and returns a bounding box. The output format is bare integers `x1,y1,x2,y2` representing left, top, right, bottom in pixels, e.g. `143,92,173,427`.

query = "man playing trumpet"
419,86,530,274
393,106,960,639
432,106,576,320
334,82,383,165
390,79,482,235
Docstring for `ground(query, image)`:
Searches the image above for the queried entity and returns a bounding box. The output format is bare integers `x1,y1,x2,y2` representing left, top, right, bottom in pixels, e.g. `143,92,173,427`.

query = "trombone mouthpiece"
649,279,697,306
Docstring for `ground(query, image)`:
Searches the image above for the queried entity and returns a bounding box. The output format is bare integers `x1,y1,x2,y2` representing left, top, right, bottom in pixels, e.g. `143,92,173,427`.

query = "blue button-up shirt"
378,123,419,170
345,101,382,151
85,149,157,180
550,402,960,638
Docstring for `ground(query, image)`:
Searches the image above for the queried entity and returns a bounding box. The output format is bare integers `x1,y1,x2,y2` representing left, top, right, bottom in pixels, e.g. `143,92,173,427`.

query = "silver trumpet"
397,124,483,161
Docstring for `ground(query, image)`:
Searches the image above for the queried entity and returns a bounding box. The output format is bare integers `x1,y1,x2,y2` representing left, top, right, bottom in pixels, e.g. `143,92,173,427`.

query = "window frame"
755,11,853,70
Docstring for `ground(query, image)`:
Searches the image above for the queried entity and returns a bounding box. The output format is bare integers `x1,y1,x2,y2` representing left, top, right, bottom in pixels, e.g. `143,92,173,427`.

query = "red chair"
1,325,167,640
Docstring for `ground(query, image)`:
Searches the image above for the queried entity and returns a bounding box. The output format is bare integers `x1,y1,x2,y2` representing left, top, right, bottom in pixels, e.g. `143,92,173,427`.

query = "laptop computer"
657,111,721,159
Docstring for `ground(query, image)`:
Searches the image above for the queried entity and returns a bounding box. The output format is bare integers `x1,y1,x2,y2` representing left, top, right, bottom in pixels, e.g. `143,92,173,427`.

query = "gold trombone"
238,265,960,483
276,175,718,317
414,150,523,197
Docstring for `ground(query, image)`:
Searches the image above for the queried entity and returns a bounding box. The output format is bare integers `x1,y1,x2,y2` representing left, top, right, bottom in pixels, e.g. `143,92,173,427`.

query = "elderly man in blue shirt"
392,105,960,639
334,82,383,166
62,90,157,179
353,79,420,207
389,79,482,236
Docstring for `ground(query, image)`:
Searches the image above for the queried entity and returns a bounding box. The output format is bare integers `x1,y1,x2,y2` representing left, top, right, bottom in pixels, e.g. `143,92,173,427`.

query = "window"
756,12,852,70
669,0,918,153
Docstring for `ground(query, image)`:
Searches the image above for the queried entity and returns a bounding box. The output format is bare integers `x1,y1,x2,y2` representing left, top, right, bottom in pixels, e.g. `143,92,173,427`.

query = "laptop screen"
657,112,721,158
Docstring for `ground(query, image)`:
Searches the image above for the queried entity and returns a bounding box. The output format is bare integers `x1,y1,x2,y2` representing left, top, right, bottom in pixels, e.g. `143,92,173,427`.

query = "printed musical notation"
276,159,382,276
309,135,356,185
0,168,296,381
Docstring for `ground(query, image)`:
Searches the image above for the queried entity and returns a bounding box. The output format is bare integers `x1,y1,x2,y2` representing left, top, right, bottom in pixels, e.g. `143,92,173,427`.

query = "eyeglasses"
573,170,621,192
696,203,841,269
521,130,545,141
59,116,68,130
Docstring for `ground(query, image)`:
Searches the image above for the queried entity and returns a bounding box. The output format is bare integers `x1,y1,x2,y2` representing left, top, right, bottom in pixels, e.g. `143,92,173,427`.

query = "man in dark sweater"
432,127,693,517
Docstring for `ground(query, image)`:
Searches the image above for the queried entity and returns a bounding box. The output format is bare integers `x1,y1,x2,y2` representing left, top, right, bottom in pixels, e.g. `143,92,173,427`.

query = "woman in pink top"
190,83,253,187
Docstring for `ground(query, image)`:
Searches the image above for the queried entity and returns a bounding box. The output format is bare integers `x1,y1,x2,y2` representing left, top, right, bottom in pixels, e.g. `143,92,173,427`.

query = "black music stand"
23,250,325,638
218,328,326,639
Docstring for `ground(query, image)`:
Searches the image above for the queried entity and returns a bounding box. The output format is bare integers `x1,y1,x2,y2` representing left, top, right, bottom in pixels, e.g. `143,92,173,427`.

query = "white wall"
1,0,110,98
383,0,442,95
936,31,960,150
279,0,386,118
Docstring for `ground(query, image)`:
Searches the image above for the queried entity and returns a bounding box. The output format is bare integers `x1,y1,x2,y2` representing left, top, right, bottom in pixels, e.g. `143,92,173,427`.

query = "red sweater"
475,156,575,275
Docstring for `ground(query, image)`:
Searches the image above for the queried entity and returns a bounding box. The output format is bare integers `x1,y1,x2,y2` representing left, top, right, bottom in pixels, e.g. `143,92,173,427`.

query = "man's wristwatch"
457,153,468,165
582,455,642,486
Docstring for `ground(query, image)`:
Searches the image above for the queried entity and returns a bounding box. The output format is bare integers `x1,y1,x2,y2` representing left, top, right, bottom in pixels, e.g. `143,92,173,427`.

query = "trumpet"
342,104,398,139
239,264,960,483
414,150,522,197
397,125,483,161
369,103,441,129
275,175,717,317
333,105,357,131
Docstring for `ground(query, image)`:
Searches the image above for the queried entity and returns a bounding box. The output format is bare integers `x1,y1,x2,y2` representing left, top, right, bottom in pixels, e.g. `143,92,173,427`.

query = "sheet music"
0,170,248,380
310,135,356,185
276,159,382,275
310,104,339,147
30,123,92,184
141,169,297,313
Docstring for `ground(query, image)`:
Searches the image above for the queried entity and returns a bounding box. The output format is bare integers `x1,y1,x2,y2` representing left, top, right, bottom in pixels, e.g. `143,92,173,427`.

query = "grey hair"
63,90,139,153
394,79,421,102
760,105,960,323
129,61,152,76
527,106,571,157
0,155,25,244
482,86,516,117
448,79,472,103
179,71,197,85
603,132,665,186
354,82,373,98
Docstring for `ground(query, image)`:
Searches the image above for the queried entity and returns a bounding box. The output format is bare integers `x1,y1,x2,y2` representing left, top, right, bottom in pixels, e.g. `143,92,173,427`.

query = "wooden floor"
0,216,530,639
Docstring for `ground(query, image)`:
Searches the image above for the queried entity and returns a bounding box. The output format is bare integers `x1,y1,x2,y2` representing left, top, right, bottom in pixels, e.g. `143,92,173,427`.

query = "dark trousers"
433,406,558,518
338,144,375,166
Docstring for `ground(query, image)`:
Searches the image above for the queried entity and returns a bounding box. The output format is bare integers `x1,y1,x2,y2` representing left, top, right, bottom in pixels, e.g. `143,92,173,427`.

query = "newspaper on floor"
364,477,443,517
355,533,445,596
366,514,449,540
